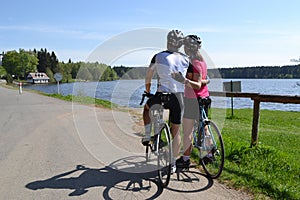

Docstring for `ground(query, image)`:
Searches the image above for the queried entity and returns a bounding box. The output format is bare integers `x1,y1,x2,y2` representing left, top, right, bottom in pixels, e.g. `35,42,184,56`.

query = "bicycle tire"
200,121,225,178
157,123,172,188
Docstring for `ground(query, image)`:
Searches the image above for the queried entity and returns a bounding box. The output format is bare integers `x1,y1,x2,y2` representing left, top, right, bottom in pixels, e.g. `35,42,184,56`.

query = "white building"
27,72,50,84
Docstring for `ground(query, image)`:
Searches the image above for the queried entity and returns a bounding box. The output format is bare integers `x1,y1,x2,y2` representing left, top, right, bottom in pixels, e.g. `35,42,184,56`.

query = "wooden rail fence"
209,91,300,147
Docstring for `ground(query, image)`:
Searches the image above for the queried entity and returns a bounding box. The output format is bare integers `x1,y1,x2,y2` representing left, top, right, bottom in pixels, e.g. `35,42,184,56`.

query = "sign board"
223,81,241,92
54,73,62,82
54,73,62,94
223,80,242,117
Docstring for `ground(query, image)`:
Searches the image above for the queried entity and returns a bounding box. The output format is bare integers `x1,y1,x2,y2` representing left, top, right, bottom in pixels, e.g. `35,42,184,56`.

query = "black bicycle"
140,92,172,188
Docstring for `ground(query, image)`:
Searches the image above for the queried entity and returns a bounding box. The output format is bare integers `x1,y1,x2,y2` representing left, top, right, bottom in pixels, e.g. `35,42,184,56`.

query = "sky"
1,0,300,68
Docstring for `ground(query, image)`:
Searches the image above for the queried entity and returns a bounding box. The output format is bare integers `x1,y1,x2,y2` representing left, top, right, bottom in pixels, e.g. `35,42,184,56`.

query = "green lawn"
45,93,118,109
209,109,300,199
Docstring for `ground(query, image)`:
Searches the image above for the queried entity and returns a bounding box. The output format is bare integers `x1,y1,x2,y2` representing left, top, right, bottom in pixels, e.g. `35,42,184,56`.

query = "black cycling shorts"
146,92,184,124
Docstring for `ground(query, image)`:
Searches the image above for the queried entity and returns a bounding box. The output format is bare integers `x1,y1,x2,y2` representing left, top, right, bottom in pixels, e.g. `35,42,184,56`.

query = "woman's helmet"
184,35,202,52
167,30,184,48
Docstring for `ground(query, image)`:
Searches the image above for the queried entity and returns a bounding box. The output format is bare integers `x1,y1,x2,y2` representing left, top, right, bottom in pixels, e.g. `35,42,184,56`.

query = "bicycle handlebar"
140,91,154,105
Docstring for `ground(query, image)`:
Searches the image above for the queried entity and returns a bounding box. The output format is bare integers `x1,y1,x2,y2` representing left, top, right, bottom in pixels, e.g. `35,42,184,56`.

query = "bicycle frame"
150,105,165,136
193,102,217,157
140,92,173,187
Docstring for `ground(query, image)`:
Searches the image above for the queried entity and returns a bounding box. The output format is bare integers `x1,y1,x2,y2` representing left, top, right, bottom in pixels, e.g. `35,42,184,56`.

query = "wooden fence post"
251,98,260,147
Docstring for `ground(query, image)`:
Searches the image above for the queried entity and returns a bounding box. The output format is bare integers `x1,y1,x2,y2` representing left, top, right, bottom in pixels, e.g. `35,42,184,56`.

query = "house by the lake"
27,72,50,84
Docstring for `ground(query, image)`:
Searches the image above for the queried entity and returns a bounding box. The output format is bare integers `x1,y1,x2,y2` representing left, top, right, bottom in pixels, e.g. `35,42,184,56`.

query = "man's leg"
142,104,152,144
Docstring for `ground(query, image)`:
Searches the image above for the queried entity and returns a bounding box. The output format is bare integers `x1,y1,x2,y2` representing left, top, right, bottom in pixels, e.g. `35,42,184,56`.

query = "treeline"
113,66,149,79
113,65,300,79
208,65,300,79
0,49,119,83
1,49,299,84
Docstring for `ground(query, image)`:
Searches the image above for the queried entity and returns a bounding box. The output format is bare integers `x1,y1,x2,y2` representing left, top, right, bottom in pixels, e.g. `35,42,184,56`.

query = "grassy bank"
45,93,118,109
203,108,300,199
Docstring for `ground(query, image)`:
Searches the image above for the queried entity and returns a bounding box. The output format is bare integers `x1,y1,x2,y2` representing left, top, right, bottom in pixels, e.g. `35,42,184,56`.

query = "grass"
207,108,300,199
45,93,119,109
1,83,118,109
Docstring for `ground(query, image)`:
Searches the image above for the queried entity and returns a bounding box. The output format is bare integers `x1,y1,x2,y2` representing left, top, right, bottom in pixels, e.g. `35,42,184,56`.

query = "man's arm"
145,55,156,93
145,67,154,93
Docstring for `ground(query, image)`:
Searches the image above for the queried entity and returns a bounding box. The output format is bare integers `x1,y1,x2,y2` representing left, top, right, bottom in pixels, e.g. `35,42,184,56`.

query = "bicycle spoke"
200,121,225,178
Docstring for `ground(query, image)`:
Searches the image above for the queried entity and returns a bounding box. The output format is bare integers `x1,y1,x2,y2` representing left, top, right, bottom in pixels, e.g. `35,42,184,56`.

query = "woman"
176,35,211,169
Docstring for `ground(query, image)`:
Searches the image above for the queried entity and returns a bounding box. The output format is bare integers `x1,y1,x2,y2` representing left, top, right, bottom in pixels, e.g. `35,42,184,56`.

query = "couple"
142,29,211,171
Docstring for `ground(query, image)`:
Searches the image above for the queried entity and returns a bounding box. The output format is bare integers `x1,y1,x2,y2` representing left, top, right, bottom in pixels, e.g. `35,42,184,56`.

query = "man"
142,29,193,171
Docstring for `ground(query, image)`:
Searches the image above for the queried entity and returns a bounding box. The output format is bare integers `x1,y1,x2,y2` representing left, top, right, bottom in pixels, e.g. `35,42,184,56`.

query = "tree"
99,66,117,81
61,62,72,83
290,56,300,63
5,73,13,84
71,62,81,79
89,66,102,81
37,48,48,72
50,51,59,73
19,49,38,78
45,67,54,82
0,66,6,78
1,49,38,79
77,66,93,81
2,50,19,76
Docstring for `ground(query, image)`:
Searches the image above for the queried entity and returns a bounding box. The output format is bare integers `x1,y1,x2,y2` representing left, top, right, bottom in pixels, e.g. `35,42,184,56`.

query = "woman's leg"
182,117,195,157
171,123,181,159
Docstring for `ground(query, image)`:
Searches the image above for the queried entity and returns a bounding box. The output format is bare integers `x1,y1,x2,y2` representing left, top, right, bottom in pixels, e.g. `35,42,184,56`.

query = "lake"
24,79,300,112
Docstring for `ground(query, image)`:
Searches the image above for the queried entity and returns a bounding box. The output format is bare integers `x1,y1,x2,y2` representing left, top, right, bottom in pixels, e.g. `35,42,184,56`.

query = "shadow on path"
26,156,213,199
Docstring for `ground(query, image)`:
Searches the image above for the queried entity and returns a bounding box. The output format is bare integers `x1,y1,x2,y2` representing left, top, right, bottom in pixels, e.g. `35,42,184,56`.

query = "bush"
4,74,13,84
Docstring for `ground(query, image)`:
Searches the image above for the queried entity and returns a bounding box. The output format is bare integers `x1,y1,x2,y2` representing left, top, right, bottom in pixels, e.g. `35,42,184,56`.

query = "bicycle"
140,92,172,188
191,97,225,178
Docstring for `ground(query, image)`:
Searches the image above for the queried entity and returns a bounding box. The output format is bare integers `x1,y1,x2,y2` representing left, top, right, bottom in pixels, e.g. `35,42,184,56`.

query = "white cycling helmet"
184,35,202,52
167,30,184,48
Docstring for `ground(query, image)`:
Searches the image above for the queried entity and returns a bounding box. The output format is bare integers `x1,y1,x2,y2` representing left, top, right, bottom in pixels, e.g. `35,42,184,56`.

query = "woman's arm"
185,72,202,90
201,78,210,85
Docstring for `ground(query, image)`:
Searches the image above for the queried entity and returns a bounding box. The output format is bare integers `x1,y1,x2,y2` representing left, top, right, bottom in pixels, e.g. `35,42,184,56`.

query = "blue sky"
1,0,300,68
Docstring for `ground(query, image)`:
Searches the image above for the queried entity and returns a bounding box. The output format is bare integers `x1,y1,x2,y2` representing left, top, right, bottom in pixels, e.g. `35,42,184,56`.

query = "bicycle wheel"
200,121,225,178
145,122,157,163
145,136,157,163
157,123,172,188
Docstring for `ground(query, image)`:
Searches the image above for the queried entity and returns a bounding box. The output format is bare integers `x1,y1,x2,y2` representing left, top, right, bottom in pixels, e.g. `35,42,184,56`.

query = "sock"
183,155,190,161
144,124,152,138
